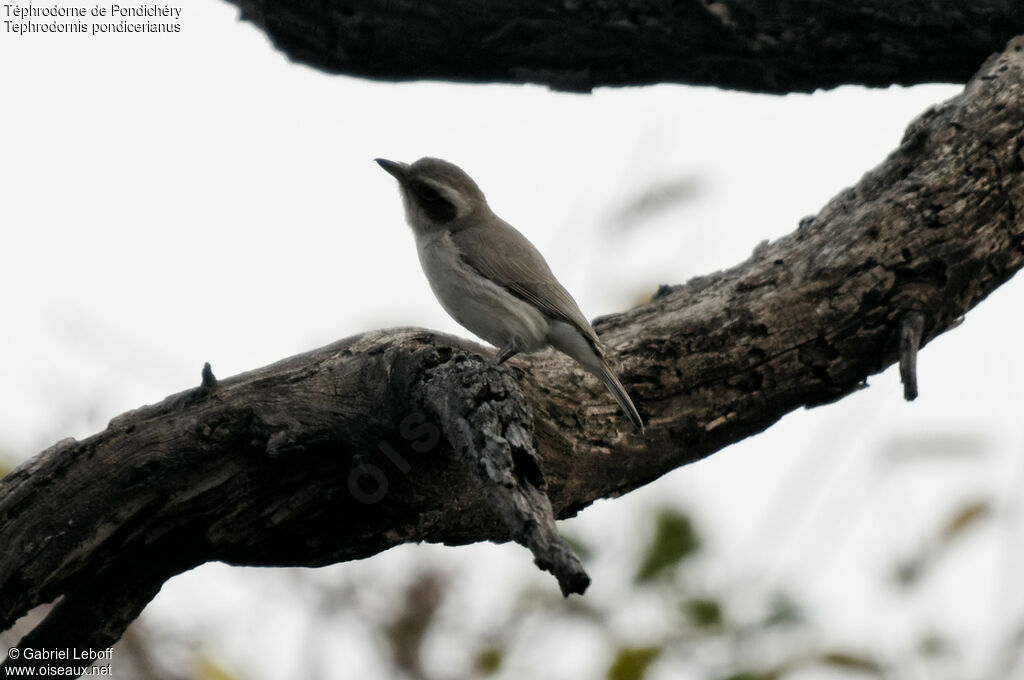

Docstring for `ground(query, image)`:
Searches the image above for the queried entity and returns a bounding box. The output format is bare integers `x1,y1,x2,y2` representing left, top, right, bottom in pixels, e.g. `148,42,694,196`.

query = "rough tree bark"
225,0,1024,92
2,24,1024,680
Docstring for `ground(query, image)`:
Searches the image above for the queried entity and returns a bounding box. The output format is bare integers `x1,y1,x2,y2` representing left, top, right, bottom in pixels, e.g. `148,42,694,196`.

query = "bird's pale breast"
415,230,549,351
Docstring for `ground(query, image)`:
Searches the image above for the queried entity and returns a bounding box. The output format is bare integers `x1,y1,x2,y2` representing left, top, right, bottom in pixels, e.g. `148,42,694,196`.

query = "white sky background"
2,2,1024,679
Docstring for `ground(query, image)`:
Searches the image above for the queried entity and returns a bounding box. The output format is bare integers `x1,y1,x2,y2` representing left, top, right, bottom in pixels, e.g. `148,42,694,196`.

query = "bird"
376,156,644,433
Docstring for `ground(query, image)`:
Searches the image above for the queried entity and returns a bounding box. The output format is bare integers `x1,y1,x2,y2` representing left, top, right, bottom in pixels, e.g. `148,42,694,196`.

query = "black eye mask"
412,181,458,223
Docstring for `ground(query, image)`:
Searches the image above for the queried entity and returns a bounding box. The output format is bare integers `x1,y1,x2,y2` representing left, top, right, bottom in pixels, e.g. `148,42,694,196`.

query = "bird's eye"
414,183,443,204
411,181,458,222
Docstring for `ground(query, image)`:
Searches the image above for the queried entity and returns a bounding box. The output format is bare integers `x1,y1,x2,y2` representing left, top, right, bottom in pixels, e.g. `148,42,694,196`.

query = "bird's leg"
491,340,521,366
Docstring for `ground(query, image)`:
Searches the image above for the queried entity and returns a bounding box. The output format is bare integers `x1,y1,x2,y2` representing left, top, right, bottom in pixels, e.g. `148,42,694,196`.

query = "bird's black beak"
375,158,408,182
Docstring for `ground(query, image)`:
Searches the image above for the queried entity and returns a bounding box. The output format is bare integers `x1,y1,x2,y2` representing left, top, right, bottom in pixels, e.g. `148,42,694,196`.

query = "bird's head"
376,157,489,234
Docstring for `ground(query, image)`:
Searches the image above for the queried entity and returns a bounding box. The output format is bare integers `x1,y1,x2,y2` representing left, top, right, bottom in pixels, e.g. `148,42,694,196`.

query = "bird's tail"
547,321,645,433
594,357,645,434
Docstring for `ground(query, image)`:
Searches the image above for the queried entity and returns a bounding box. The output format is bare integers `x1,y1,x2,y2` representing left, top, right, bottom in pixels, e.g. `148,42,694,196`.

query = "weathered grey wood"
2,34,1024,678
417,360,590,595
899,311,926,400
224,0,1024,93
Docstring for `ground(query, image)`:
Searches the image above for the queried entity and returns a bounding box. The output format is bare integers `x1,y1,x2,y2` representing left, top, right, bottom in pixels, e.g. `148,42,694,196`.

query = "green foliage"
635,509,700,582
818,650,884,675
940,500,990,542
684,597,723,629
918,632,953,658
384,572,445,675
607,646,661,680
148,432,1006,680
0,446,13,478
474,646,503,675
563,532,594,563
194,655,242,680
880,432,989,463
895,499,992,588
762,593,803,628
894,559,923,587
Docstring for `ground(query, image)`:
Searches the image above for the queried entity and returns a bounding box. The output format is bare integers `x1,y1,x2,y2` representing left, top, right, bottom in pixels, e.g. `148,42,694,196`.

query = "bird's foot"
490,341,521,366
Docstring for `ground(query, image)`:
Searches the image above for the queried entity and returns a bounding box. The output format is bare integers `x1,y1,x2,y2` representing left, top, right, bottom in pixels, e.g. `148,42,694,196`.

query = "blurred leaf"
918,632,953,658
818,651,884,675
893,557,925,588
994,617,1024,679
609,175,704,229
880,432,989,464
563,532,594,562
474,646,504,675
894,499,992,588
514,583,604,620
0,446,13,478
630,285,663,309
762,593,803,628
385,571,447,675
195,655,241,680
636,509,700,582
607,646,661,680
940,500,991,543
684,597,723,629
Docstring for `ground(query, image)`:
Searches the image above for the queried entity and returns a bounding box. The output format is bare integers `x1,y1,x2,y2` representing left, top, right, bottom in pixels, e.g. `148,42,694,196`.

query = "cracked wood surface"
224,0,1024,92
2,34,1024,675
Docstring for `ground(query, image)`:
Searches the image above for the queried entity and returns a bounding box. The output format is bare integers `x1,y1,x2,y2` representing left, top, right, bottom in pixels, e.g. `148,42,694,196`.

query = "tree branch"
899,310,926,400
224,0,1024,93
417,358,590,596
2,34,1023,678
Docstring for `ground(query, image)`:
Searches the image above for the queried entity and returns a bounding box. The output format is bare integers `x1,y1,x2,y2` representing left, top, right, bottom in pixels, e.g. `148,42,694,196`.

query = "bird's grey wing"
451,220,603,351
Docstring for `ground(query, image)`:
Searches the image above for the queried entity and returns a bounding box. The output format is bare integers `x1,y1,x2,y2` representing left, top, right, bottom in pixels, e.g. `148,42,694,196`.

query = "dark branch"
899,311,926,401
417,358,590,596
10,560,170,672
200,361,217,390
2,35,1024,678
224,0,1024,93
